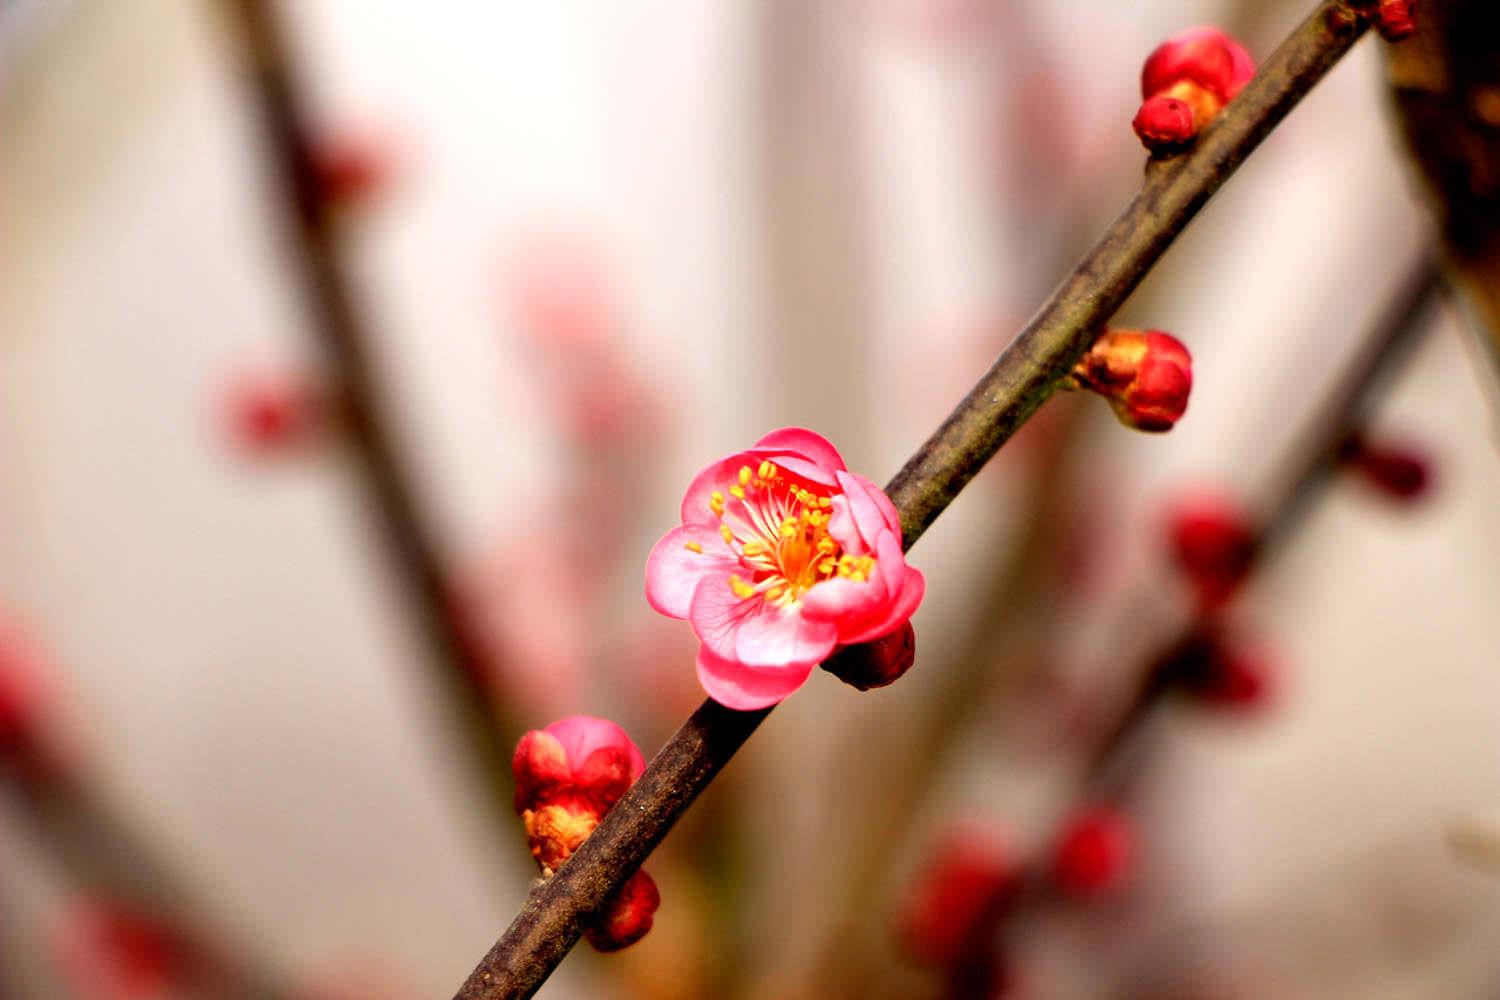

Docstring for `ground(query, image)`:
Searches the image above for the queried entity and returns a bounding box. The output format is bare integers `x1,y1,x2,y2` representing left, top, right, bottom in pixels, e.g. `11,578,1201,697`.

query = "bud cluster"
512,716,660,951
1133,28,1255,153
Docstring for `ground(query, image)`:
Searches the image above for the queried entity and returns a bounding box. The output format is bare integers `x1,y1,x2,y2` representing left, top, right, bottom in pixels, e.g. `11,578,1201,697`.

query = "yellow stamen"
758,460,776,480
720,524,734,543
684,541,703,554
743,540,765,557
709,491,725,517
738,466,752,487
730,485,746,500
728,575,756,600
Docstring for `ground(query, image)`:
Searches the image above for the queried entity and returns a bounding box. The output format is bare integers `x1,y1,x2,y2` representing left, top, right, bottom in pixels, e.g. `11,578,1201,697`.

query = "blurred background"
2,0,1499,997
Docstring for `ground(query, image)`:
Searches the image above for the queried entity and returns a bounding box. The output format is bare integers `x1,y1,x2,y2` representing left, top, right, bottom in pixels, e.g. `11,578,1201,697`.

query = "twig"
454,5,1372,997
220,2,516,814
950,255,1445,991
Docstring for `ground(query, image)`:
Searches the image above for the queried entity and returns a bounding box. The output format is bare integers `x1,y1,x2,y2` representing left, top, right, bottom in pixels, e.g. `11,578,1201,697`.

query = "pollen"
684,541,703,554
713,469,877,608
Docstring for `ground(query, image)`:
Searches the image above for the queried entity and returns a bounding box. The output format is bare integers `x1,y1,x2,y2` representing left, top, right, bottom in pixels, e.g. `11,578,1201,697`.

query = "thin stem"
957,254,1445,981
455,4,1372,997
220,2,516,813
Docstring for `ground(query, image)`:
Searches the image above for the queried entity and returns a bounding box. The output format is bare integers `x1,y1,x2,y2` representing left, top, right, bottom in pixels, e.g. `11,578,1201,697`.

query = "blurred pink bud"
897,826,1017,967
1165,629,1277,713
645,428,925,710
820,620,917,692
313,127,403,208
1072,330,1193,432
53,898,184,1000
0,617,50,768
1134,27,1255,152
582,869,661,953
1339,434,1434,503
1050,805,1134,898
1166,492,1259,608
218,363,323,457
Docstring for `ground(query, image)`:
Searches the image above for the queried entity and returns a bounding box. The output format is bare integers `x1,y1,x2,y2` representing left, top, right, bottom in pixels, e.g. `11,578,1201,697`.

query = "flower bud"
513,716,646,875
313,127,402,209
820,620,917,692
1071,329,1192,432
53,897,186,1000
1162,628,1276,713
1166,492,1258,608
1371,0,1417,41
897,825,1016,967
511,717,660,950
1338,434,1433,503
1134,27,1255,152
1050,806,1134,899
219,364,323,457
583,870,661,952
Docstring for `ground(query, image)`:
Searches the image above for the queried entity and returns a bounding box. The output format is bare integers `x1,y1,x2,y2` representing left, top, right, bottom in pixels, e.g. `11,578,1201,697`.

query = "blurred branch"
454,5,1374,997
954,254,1445,987
7,770,284,997
220,2,517,816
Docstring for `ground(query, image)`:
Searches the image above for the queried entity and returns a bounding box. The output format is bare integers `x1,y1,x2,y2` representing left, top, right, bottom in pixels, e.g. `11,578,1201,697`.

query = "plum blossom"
646,428,925,710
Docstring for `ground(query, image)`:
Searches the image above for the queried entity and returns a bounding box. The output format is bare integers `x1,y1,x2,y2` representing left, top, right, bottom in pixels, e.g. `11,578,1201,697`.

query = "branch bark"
455,4,1374,997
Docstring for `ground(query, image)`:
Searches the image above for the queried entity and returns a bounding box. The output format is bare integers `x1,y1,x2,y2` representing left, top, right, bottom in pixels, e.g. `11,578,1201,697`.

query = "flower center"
697,461,875,607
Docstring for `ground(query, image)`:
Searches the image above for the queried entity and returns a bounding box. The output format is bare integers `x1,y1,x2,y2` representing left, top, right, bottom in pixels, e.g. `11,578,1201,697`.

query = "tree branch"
221,1,517,815
454,4,1374,997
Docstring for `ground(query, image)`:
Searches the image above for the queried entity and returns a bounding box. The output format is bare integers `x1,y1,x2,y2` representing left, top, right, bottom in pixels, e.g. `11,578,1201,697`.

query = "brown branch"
946,254,1445,993
219,2,516,814
453,5,1374,997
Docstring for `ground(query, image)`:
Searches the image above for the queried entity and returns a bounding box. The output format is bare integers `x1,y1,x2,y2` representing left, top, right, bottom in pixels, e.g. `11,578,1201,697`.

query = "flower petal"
733,602,837,670
646,525,739,620
752,427,847,473
689,576,836,669
839,564,925,645
696,646,814,710
833,470,903,551
679,454,749,527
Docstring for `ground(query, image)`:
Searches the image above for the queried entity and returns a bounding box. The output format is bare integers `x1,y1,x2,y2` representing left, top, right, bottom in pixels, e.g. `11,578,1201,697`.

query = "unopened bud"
513,716,646,876
1050,806,1134,899
1072,329,1192,432
583,870,661,952
1134,27,1255,152
897,825,1016,967
1162,628,1275,713
820,620,917,692
1339,434,1433,503
1371,0,1417,41
1166,492,1258,608
313,127,402,209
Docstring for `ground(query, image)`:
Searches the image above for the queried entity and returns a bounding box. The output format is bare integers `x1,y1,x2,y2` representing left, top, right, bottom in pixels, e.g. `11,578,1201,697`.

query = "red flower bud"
1371,0,1417,41
583,869,661,953
820,620,917,692
1050,806,1134,899
1339,434,1433,503
53,897,187,1000
1134,27,1255,152
1072,329,1193,432
511,717,660,950
1166,492,1258,608
1163,628,1276,713
897,826,1016,967
313,128,402,209
219,364,323,457
1132,96,1197,149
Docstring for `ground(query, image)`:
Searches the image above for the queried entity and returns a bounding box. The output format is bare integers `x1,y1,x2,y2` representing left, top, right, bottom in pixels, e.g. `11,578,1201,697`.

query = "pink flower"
646,428,926,710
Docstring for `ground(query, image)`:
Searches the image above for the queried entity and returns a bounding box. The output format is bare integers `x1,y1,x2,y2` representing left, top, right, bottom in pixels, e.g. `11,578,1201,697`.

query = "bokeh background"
2,0,1499,997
